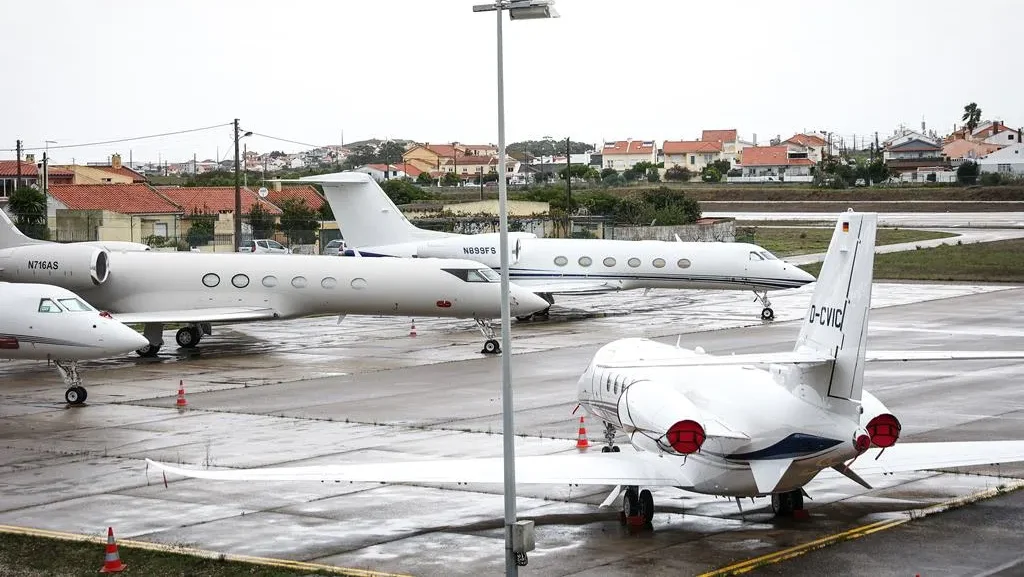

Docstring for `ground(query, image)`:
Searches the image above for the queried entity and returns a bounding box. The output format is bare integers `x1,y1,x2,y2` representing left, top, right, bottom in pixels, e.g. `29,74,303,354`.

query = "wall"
608,219,736,242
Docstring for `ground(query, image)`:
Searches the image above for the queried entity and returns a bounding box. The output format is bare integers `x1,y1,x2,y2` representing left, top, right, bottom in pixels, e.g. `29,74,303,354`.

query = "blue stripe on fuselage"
725,433,843,461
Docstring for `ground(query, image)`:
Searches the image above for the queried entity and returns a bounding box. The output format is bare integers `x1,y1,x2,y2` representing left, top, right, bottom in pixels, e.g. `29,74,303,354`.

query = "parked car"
324,238,348,256
238,239,291,254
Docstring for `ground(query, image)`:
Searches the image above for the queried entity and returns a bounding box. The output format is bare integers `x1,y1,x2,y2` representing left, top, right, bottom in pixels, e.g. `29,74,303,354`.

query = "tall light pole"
233,119,252,252
470,2,557,575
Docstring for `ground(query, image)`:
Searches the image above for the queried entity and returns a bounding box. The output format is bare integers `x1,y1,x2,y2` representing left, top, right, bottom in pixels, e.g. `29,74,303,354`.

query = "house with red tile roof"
0,160,75,199
156,186,282,216
56,154,148,185
663,140,723,172
700,129,753,166
601,140,656,171
783,133,829,163
351,163,425,182
738,145,814,179
265,184,326,212
441,156,498,181
47,183,183,244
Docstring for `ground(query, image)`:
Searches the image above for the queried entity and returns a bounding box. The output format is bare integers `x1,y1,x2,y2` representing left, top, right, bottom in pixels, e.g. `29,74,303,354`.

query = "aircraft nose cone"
791,265,816,284
110,322,150,353
510,286,549,315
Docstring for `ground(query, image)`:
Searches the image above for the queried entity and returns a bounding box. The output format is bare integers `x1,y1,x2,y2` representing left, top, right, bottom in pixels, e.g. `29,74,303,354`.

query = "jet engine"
0,244,110,291
415,232,536,268
860,392,902,448
617,379,706,455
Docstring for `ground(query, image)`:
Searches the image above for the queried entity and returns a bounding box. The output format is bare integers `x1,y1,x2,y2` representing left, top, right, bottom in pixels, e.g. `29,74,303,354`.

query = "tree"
701,166,722,182
600,167,618,179
710,159,731,175
247,203,277,239
642,187,701,224
185,209,216,247
341,144,377,169
962,102,983,135
506,138,595,158
558,164,591,181
277,197,320,244
664,165,692,182
622,168,640,182
578,191,620,215
416,171,433,185
318,200,334,221
957,160,979,185
7,186,49,240
646,168,660,182
632,161,656,174
534,171,552,184
613,197,652,225
381,179,431,205
377,141,406,165
441,172,460,187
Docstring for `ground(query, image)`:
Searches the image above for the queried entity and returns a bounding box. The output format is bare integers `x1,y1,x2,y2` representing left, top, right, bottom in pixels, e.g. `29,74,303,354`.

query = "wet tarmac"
1,283,1023,576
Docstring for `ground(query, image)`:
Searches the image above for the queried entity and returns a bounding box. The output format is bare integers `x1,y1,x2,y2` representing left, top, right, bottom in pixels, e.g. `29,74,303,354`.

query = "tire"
515,315,533,322
136,344,161,358
483,339,500,354
639,489,655,524
601,446,611,453
611,445,621,452
65,386,85,405
761,307,775,321
622,491,639,518
176,327,199,348
771,492,793,516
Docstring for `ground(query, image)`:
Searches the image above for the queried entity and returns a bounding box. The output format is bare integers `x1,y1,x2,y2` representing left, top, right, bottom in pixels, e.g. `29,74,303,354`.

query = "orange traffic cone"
98,526,127,573
576,416,589,449
409,320,417,338
175,381,187,408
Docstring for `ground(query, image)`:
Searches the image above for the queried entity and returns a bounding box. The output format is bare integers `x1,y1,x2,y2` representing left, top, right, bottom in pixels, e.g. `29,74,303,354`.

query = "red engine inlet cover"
666,420,706,454
866,414,902,448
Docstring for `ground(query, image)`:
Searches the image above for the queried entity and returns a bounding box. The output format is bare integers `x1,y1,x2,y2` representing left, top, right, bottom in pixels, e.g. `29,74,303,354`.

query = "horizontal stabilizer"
749,458,794,494
148,450,689,487
864,350,1024,362
810,441,1024,479
599,350,1024,370
832,463,872,490
115,307,278,325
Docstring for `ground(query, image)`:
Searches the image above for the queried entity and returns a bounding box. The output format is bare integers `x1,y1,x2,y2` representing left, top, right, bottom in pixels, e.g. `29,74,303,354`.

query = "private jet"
149,212,1024,527
0,210,547,356
300,172,814,320
0,282,149,404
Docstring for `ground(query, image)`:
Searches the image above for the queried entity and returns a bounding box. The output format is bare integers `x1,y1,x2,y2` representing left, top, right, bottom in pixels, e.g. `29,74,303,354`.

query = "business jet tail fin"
0,208,45,248
297,172,449,248
794,211,877,404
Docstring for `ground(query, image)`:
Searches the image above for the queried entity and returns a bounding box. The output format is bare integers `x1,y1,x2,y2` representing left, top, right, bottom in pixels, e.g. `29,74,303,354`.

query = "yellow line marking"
0,524,411,577
699,480,1024,577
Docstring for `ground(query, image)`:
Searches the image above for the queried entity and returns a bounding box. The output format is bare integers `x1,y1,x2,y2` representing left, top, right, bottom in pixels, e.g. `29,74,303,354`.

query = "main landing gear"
753,290,775,321
619,485,655,529
175,325,203,348
475,319,501,355
516,293,553,322
770,489,806,517
53,360,87,406
136,322,164,358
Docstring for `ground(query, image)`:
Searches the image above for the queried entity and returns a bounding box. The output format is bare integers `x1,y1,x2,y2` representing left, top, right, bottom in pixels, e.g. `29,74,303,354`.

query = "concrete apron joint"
698,478,1024,577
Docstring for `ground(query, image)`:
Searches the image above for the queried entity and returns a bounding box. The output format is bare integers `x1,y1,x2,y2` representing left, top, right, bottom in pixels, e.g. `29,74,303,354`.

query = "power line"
2,123,233,152
249,132,329,150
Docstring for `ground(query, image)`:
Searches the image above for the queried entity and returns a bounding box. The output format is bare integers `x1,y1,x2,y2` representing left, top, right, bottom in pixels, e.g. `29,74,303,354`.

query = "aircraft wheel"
622,489,640,518
136,344,161,358
482,339,501,355
176,327,200,348
761,307,775,321
601,446,611,453
534,308,551,320
771,492,794,516
65,386,87,405
611,445,621,452
639,489,655,525
515,315,533,322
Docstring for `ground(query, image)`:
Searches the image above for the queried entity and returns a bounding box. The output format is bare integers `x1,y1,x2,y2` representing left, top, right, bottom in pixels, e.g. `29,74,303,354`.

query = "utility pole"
234,118,242,252
15,140,22,188
564,136,571,238
479,167,484,200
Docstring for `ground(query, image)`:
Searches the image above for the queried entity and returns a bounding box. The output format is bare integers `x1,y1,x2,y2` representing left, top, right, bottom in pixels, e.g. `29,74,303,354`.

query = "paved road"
705,211,1024,228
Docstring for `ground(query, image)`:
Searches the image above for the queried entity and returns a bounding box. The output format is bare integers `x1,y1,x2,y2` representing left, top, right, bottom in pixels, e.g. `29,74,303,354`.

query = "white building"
977,143,1024,174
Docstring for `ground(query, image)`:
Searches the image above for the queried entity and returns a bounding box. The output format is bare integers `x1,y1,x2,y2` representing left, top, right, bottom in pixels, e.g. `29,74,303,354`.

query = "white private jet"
300,172,815,321
149,211,1024,526
0,210,548,361
0,282,150,404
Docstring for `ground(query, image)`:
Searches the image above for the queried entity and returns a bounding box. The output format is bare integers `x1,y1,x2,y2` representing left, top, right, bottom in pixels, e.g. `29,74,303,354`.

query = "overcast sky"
2,0,1021,164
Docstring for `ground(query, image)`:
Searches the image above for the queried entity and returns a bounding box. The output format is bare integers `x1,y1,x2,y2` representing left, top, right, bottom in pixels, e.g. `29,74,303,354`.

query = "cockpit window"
443,268,500,282
760,251,778,260
58,298,94,312
38,298,63,313
749,251,765,261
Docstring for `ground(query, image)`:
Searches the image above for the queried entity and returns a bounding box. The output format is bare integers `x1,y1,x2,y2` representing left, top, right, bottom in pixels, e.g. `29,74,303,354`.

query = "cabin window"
749,251,764,261
351,277,367,290
262,275,278,288
578,256,593,267
677,258,691,269
202,273,220,287
652,258,666,268
627,257,641,268
606,376,611,392
603,257,616,267
321,277,337,289
58,298,93,312
232,274,250,288
554,256,568,267
613,375,620,395
291,276,308,288
38,298,63,313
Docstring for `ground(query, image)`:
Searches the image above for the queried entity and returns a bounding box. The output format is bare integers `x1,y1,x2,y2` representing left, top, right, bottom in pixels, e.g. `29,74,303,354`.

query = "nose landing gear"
53,360,87,406
753,290,775,321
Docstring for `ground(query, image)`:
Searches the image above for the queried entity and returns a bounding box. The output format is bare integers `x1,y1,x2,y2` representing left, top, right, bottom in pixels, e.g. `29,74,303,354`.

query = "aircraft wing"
838,441,1024,477
114,307,278,325
512,278,622,295
147,450,689,487
599,350,1024,370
